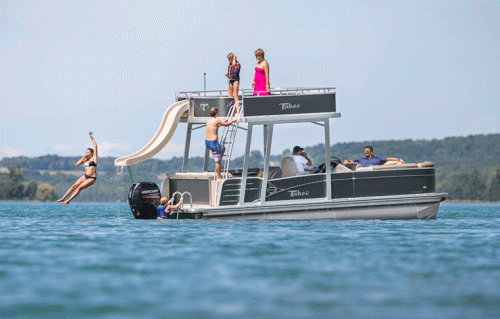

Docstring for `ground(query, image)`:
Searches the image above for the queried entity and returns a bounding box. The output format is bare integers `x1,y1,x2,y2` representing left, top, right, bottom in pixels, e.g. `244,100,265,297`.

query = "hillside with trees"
0,164,57,201
1,133,499,202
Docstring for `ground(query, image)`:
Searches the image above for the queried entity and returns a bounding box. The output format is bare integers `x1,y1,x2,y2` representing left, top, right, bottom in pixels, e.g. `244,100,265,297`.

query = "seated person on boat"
343,145,405,167
292,146,318,173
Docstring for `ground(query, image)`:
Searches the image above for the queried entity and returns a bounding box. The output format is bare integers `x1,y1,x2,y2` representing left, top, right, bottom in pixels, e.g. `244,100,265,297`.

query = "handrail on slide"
114,100,189,167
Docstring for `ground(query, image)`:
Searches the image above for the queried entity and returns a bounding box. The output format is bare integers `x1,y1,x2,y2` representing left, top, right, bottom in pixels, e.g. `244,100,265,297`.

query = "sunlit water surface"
1,202,499,318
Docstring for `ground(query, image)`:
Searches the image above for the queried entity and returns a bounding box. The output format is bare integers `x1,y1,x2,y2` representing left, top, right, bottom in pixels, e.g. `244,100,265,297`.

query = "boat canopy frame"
175,87,339,207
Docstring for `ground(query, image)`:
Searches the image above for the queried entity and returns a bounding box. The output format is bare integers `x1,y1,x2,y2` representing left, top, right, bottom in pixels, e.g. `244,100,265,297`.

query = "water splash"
116,166,124,176
110,166,127,217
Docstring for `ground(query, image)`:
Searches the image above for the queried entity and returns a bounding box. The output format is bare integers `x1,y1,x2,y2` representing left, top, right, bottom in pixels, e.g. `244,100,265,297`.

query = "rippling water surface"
1,202,499,318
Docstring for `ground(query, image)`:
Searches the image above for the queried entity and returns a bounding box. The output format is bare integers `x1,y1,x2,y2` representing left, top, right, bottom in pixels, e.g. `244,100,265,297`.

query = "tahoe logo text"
280,103,300,110
288,190,309,197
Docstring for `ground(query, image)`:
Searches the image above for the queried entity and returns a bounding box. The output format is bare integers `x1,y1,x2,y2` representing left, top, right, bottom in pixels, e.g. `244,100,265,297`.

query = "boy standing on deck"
205,107,237,179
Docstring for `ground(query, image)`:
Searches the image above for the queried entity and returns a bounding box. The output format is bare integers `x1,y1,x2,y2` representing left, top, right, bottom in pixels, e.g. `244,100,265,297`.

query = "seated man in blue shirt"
344,145,405,167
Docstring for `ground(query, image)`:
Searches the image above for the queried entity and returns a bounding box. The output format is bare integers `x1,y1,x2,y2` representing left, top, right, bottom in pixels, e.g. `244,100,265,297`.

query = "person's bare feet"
56,198,64,203
63,201,70,205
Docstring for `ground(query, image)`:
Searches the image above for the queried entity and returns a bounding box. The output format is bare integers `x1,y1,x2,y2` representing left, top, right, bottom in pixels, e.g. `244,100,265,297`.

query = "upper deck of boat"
176,87,340,125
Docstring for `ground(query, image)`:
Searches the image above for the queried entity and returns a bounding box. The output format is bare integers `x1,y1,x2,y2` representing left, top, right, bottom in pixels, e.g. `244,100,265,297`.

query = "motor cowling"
128,182,161,219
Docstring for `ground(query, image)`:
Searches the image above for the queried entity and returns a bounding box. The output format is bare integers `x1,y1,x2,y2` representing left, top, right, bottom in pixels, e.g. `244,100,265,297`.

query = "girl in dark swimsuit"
225,53,240,105
57,132,98,205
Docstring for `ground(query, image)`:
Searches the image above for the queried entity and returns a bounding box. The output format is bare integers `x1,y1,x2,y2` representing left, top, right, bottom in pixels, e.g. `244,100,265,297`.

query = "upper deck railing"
175,87,335,101
175,87,337,120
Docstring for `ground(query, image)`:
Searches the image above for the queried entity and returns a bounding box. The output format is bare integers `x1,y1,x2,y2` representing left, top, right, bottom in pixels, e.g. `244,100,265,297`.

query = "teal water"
1,202,499,318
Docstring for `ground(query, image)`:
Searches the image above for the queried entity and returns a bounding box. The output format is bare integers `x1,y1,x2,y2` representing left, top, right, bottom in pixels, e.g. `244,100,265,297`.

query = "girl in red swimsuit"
57,132,98,205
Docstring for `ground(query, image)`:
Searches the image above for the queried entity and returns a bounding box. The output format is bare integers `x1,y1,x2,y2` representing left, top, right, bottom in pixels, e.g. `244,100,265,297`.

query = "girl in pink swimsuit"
252,48,270,96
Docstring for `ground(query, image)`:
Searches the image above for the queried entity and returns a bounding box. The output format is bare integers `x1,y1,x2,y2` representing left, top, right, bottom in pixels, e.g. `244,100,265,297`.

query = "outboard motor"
128,182,161,219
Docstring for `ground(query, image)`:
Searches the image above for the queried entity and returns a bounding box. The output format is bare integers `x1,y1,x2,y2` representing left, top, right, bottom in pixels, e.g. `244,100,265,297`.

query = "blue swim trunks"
205,140,225,163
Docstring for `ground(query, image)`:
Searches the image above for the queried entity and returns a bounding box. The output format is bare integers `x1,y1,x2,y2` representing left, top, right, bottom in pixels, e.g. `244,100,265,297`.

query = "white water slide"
114,100,189,167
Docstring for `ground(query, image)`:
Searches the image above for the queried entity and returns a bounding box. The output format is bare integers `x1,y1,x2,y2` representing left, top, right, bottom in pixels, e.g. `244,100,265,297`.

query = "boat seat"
344,163,361,171
333,163,352,173
383,161,434,168
372,161,434,169
268,166,283,179
373,163,418,170
281,157,298,177
356,162,419,171
417,161,434,168
281,157,313,177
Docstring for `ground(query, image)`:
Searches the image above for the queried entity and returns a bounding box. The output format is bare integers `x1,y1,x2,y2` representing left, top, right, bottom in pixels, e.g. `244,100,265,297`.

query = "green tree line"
0,164,57,201
1,133,499,202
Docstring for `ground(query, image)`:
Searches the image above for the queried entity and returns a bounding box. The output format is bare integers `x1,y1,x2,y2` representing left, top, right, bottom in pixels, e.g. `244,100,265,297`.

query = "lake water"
1,202,499,318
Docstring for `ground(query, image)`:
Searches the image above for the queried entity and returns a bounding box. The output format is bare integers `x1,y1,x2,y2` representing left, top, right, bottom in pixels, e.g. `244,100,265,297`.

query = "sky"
1,0,499,161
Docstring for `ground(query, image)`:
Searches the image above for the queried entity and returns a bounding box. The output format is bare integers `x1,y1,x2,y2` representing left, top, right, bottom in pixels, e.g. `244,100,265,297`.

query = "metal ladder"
213,101,242,206
220,101,242,180
170,191,192,220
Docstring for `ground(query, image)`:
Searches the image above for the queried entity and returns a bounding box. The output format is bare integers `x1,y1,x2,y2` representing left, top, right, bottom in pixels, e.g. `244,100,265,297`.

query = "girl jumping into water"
57,132,98,204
